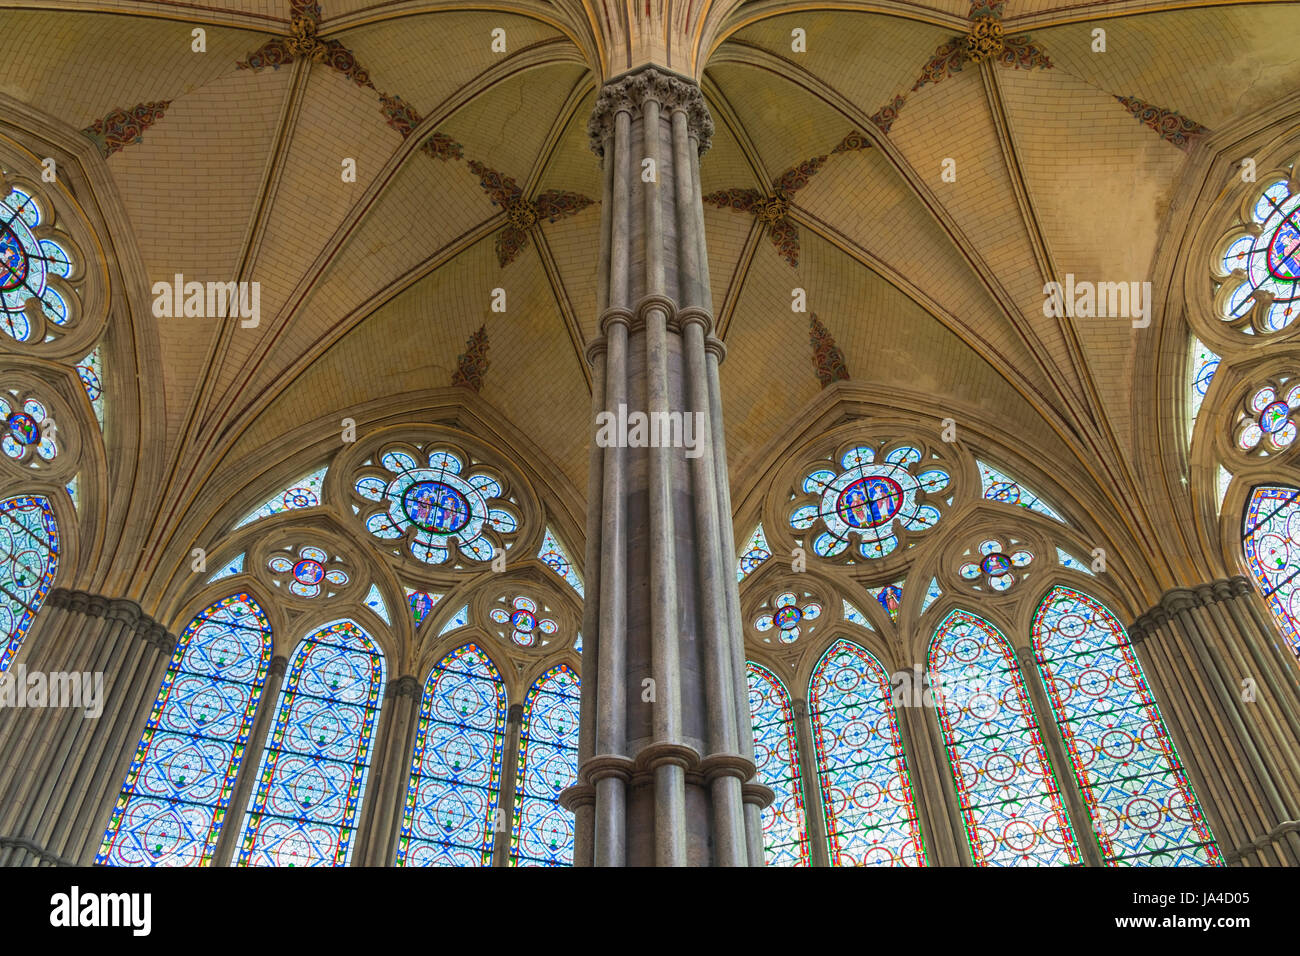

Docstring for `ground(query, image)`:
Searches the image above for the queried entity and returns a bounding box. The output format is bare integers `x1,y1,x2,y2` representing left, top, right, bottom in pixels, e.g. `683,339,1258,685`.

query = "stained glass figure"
510,664,579,866
1236,381,1300,453
353,447,518,565
1188,337,1219,441
809,640,925,866
1215,173,1300,332
364,584,390,624
490,594,559,647
538,527,583,595
235,619,384,867
266,545,348,599
0,494,58,673
928,609,1081,866
0,393,57,463
1032,587,1219,865
207,553,244,584
404,587,442,628
790,445,946,560
976,460,1064,523
738,524,773,581
1056,548,1095,575
1243,485,1300,655
754,591,822,644
97,593,272,866
1,185,77,342
747,662,808,865
233,465,327,529
958,538,1033,592
867,580,903,622
77,346,105,429
396,643,506,866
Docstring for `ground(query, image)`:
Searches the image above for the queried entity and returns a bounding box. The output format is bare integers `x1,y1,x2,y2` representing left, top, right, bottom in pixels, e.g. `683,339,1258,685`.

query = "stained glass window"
1056,548,1094,575
809,640,925,866
738,524,772,581
868,580,903,622
438,604,470,635
1243,485,1300,655
921,577,942,613
233,465,327,529
929,609,1081,866
77,346,105,429
754,591,821,644
1032,587,1219,865
404,587,442,628
976,460,1064,523
1,185,77,342
1217,466,1233,513
1236,381,1300,453
235,619,384,866
0,494,59,673
97,593,272,866
66,475,79,513
364,584,390,624
490,594,559,647
841,599,875,631
353,447,518,564
510,663,579,866
1214,173,1300,332
1188,337,1219,441
397,643,506,866
206,552,244,584
791,445,946,560
266,545,348,598
957,538,1034,592
538,527,583,595
746,662,808,865
0,392,57,463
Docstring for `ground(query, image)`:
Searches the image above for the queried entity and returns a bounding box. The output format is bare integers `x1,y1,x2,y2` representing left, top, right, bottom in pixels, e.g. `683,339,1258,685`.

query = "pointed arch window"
1243,485,1300,656
746,662,808,865
809,639,925,866
0,494,58,673
929,609,1080,866
235,619,384,866
1032,586,1219,865
510,664,579,866
396,643,507,866
97,593,272,866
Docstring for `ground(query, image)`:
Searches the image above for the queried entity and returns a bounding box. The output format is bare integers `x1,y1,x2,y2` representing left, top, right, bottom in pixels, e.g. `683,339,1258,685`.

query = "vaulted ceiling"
5,0,1299,591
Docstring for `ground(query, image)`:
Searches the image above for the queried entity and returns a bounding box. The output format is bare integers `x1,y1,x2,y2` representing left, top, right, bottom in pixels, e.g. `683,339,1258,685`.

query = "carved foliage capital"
588,68,714,157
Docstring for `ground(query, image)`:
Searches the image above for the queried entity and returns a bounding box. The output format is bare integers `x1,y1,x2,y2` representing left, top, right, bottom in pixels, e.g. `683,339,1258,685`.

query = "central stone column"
560,66,771,866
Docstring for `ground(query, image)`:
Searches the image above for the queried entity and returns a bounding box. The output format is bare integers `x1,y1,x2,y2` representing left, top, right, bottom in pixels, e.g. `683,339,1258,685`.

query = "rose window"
1236,381,1300,454
1214,170,1300,333
0,182,80,343
352,446,519,565
790,444,947,560
958,539,1033,592
0,392,56,464
267,546,349,598
490,595,559,648
752,588,824,645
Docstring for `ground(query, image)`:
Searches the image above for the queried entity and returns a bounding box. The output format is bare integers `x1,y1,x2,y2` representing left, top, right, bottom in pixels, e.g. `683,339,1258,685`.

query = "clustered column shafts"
1130,576,1300,866
358,673,422,866
559,65,772,866
0,588,175,866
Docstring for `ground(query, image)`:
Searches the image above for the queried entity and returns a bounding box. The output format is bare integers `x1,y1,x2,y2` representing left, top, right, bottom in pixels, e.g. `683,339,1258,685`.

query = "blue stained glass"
747,662,808,865
207,552,244,584
868,580,903,622
397,643,506,866
1243,485,1300,655
76,346,104,429
438,604,469,635
538,527,584,595
0,494,59,674
235,619,385,867
929,609,1081,866
97,593,272,866
976,460,1064,523
510,664,579,866
1032,587,1219,866
809,640,925,866
1056,548,1095,575
233,465,327,529
841,599,875,631
364,583,390,624
921,577,942,614
738,524,773,581
1188,338,1219,441
1,187,74,342
404,587,442,628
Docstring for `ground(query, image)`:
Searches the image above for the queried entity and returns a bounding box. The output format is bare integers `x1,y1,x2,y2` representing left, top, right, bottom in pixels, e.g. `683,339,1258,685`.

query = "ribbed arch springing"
1032,586,1220,865
929,609,1081,866
235,619,385,866
396,642,507,866
808,639,925,866
746,661,808,865
97,593,272,866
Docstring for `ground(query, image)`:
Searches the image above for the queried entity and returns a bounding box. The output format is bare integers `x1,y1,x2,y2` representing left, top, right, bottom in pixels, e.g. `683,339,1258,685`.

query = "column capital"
741,781,776,811
580,753,635,784
699,752,757,785
103,597,143,625
386,674,422,700
588,65,714,157
557,782,596,812
269,655,289,678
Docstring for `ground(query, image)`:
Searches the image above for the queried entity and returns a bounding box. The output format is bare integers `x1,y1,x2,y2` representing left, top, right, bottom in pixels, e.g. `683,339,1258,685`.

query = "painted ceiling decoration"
1114,96,1210,150
451,325,491,392
466,161,596,267
809,314,850,389
81,102,172,158
237,1,374,90
703,156,829,267
911,1,1052,93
